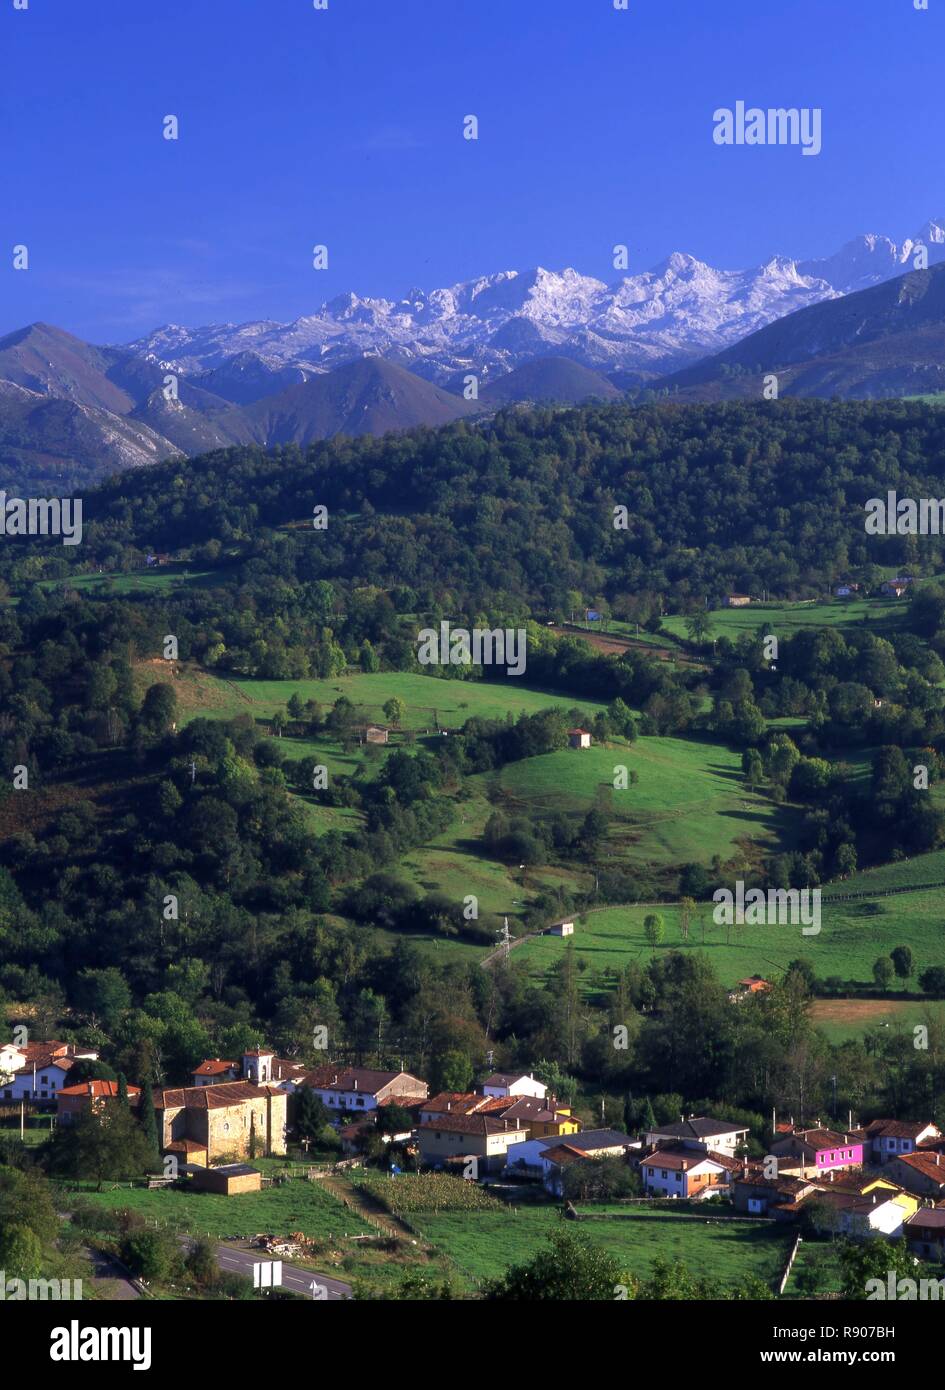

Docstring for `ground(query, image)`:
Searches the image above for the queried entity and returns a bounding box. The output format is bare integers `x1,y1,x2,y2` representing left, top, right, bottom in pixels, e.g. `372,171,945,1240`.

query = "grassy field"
139,664,610,732
661,596,907,641
807,998,945,1044
514,888,945,993
417,1204,792,1292
68,1177,794,1295
230,672,609,730
479,735,795,869
71,1176,376,1242
41,566,225,596
69,1177,458,1293
821,848,945,896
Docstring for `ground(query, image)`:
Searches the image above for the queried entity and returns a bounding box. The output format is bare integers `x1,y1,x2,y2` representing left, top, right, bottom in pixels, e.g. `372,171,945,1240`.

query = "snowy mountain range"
126,220,945,390
4,218,945,494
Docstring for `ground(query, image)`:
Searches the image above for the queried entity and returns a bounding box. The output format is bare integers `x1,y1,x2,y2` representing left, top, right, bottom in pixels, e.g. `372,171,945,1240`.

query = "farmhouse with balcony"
642,1147,739,1200
731,1171,821,1219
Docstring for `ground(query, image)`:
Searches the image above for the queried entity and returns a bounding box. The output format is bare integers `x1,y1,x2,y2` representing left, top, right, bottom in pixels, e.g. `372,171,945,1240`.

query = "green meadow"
73,1177,374,1242
229,671,609,730
69,1178,794,1295
417,1204,791,1292
660,596,907,641
41,566,225,597
808,998,945,1045
513,888,945,992
821,848,945,895
479,735,794,869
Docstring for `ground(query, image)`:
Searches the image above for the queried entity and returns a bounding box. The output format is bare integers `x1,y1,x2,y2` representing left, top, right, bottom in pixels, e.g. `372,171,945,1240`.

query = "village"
3,1033,944,1294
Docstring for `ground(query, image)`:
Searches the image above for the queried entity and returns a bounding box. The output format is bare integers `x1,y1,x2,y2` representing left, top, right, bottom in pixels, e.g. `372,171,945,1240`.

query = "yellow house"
481,1094,580,1140
416,1114,528,1172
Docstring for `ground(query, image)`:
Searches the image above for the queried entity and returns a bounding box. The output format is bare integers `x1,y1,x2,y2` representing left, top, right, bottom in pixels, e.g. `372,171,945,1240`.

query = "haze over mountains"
3,218,945,491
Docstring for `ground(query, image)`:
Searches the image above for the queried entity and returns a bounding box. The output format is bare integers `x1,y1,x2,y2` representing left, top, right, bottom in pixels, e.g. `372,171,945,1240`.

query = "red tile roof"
418,1114,518,1137
894,1153,945,1186
866,1119,939,1142
59,1080,140,1099
193,1059,238,1076
155,1082,274,1110
644,1147,738,1172
299,1066,423,1095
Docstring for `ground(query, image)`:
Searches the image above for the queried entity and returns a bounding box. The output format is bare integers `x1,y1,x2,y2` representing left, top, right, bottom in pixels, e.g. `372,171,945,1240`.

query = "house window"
41,1075,48,1085
661,1170,668,1179
675,1171,682,1182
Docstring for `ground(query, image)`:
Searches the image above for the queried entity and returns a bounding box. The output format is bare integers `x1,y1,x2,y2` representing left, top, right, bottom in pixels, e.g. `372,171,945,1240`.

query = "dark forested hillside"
10,397,945,608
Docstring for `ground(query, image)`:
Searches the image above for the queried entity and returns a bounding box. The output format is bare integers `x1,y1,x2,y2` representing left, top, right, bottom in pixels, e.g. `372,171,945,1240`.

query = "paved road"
180,1237,351,1300
80,1245,142,1300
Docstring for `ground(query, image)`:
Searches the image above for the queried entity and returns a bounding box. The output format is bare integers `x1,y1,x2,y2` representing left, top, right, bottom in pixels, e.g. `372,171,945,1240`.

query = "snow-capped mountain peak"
124,219,945,386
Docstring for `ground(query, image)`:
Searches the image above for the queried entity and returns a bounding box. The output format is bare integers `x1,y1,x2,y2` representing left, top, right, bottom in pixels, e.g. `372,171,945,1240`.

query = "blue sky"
2,0,944,342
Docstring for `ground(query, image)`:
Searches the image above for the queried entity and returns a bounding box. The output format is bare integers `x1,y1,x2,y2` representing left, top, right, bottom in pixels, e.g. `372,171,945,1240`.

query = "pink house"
770,1126,865,1179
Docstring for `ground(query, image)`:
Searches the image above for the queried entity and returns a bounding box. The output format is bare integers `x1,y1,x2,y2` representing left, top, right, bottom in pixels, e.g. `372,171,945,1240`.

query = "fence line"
778,1233,803,1296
